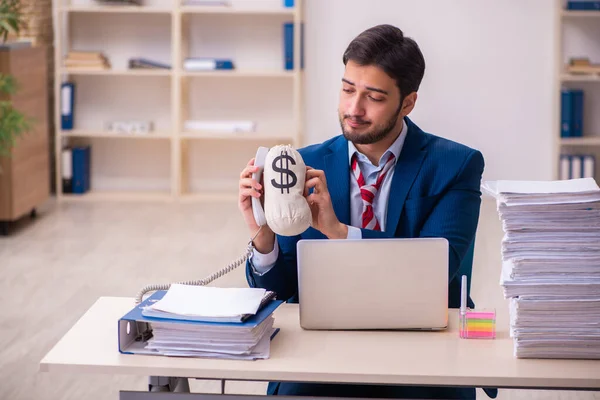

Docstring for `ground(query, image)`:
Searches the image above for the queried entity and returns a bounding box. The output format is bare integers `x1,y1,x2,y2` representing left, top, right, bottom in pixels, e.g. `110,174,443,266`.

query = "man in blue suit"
238,24,485,399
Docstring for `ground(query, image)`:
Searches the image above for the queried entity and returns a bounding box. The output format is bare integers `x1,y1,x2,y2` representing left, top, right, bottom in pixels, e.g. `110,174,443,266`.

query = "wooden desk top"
40,297,600,390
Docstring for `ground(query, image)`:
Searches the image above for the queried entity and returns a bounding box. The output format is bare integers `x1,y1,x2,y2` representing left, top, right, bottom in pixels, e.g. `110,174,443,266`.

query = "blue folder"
118,290,283,355
61,82,75,130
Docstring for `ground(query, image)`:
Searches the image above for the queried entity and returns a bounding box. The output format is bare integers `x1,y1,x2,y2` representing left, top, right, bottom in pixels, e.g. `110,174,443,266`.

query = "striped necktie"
351,152,396,231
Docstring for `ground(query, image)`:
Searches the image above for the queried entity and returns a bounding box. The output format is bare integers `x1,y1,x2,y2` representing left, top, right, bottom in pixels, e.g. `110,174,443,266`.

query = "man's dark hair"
343,24,425,104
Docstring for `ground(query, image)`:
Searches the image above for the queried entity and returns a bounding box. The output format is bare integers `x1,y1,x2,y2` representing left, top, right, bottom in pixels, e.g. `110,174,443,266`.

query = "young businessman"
238,24,486,399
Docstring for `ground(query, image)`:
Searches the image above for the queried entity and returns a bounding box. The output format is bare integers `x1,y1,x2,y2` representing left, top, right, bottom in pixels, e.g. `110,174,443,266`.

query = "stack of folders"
482,178,600,359
120,284,282,360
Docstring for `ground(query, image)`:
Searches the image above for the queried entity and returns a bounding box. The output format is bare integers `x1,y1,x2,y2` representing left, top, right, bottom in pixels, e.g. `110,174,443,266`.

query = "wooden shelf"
61,191,173,202
561,73,600,82
54,1,305,201
561,137,600,146
60,130,172,139
181,70,296,78
181,6,295,15
180,131,294,140
561,10,600,18
61,68,172,77
179,192,238,202
63,6,172,14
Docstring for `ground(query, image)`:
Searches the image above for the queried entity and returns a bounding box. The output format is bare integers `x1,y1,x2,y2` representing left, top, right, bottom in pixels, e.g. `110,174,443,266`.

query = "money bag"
263,144,312,236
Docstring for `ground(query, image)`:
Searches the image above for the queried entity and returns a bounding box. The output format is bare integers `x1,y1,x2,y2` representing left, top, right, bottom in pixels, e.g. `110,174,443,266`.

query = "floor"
0,197,598,400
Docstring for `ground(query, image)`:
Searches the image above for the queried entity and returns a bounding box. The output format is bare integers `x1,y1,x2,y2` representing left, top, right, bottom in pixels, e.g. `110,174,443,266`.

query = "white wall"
303,0,557,182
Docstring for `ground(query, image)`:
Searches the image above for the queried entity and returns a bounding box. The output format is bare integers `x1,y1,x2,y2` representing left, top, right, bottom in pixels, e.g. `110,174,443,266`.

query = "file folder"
118,290,282,356
61,82,74,130
559,154,570,180
583,154,596,179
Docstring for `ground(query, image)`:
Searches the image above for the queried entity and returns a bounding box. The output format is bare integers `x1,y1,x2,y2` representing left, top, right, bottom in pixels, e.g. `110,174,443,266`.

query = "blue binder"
118,290,283,355
284,0,294,7
72,146,90,194
566,1,600,10
572,89,584,137
561,89,573,137
284,22,304,70
61,82,75,130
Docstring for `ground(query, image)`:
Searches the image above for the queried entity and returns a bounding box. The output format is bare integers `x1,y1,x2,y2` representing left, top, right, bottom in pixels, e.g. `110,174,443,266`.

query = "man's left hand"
304,167,348,239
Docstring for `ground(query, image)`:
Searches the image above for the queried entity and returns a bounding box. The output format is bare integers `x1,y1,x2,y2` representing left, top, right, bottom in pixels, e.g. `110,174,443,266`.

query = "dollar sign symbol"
271,150,297,194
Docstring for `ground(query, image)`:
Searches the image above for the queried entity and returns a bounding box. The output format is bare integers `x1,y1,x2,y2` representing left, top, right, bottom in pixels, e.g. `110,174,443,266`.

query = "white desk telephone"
135,145,312,303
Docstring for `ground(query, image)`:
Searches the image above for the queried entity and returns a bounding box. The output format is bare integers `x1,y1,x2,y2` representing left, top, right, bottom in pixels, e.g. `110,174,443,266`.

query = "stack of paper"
64,51,111,70
139,284,281,359
483,178,600,359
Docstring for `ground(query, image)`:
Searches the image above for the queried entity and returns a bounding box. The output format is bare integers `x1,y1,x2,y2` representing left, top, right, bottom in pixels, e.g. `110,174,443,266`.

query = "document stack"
119,284,282,360
64,51,110,70
482,178,600,359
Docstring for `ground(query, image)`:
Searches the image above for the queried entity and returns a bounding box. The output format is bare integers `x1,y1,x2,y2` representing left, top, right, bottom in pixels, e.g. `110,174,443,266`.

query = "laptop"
297,238,449,330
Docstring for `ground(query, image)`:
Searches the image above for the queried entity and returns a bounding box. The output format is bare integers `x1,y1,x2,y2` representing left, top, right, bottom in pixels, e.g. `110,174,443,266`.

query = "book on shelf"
183,58,234,71
560,88,584,138
128,58,171,70
93,0,143,5
64,51,111,70
566,58,600,75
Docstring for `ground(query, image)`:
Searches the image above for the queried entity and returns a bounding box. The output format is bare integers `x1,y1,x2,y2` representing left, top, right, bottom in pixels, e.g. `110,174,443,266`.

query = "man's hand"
304,167,348,239
238,158,275,254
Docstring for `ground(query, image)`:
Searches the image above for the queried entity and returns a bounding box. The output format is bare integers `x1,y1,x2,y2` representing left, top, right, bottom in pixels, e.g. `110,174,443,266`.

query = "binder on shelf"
560,88,584,138
72,146,91,195
184,58,234,71
572,89,584,138
559,154,596,180
583,154,596,178
61,148,73,194
566,1,600,10
284,22,304,71
61,82,74,130
118,289,283,358
283,0,294,7
559,154,570,180
571,155,583,179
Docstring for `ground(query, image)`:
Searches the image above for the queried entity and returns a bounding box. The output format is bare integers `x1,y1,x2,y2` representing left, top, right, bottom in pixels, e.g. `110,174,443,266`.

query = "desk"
40,297,600,398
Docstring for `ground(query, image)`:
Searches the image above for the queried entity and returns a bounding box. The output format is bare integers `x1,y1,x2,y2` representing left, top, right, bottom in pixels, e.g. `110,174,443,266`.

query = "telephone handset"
251,146,269,227
135,145,312,303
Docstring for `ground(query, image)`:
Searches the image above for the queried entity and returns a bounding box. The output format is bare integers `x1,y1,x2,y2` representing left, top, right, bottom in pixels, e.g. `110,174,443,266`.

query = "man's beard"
340,106,402,145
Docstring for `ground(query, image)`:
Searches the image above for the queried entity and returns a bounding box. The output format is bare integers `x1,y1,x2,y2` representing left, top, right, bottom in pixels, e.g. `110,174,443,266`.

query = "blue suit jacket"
246,117,488,399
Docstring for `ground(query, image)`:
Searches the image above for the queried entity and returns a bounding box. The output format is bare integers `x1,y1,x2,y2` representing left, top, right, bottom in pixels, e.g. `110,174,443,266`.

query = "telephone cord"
134,226,263,304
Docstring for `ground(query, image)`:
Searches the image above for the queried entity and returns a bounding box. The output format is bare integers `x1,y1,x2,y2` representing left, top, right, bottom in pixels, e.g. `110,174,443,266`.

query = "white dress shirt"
251,120,409,275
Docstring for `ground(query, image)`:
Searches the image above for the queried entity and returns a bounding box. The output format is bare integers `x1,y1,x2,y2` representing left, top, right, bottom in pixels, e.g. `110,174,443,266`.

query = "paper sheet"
148,284,266,318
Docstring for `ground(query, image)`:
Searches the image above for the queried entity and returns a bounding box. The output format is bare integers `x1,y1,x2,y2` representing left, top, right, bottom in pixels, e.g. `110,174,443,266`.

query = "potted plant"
0,0,31,160
0,0,49,236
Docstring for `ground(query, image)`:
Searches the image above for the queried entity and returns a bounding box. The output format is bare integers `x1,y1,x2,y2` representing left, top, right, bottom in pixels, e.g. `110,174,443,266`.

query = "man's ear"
400,92,418,117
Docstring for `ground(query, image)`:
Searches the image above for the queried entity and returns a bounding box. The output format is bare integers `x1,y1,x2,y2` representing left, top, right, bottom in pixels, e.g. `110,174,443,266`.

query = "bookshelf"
52,0,304,201
555,0,600,180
